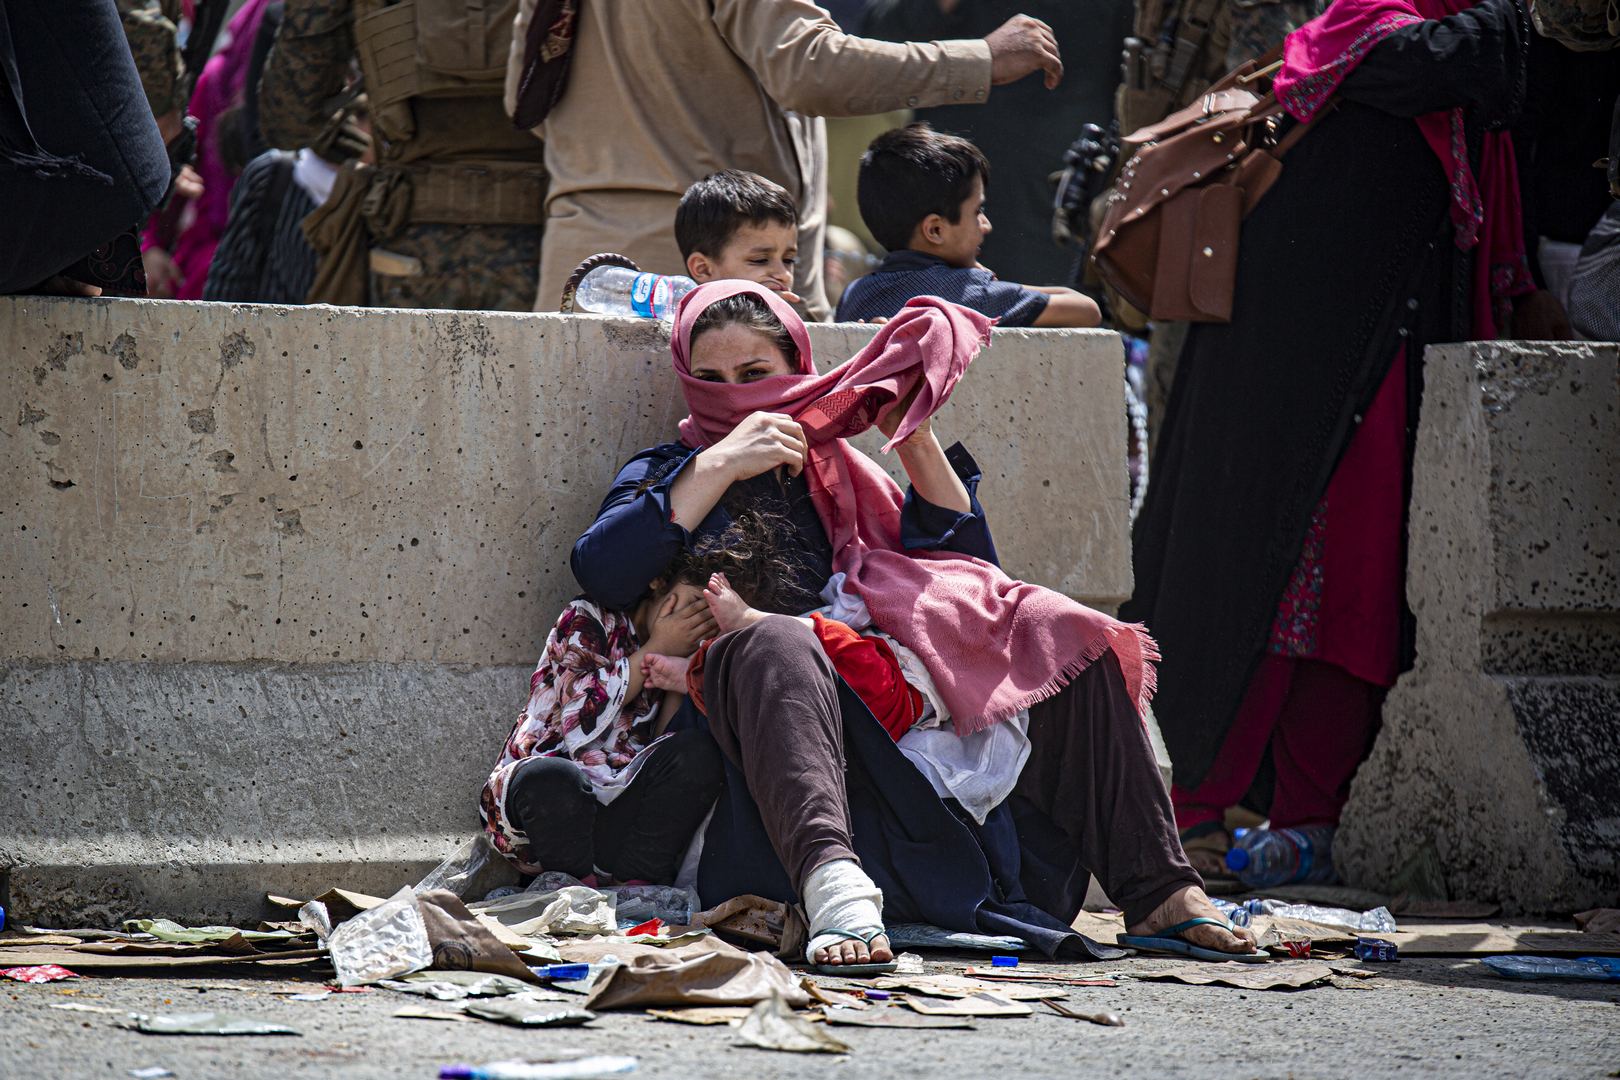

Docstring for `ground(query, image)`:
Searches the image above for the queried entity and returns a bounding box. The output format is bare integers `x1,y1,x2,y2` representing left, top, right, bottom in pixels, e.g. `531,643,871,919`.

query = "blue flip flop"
808,928,899,977
1117,917,1270,963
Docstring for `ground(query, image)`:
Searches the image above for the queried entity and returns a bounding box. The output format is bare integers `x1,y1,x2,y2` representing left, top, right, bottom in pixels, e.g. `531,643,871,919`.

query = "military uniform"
117,0,185,119
259,0,546,310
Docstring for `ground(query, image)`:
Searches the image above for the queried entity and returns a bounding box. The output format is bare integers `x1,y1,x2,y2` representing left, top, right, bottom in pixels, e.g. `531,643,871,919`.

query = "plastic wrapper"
1483,955,1620,981
1211,897,1398,934
462,998,598,1027
328,886,434,987
1,964,78,983
116,1011,302,1035
884,924,1027,952
734,992,849,1053
416,834,520,901
471,887,617,937
604,886,699,928
438,1057,638,1079
298,900,334,946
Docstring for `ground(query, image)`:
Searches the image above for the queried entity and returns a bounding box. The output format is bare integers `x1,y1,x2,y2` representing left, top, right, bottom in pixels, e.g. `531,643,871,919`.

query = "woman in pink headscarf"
567,282,1257,970
144,0,273,300
1123,0,1533,884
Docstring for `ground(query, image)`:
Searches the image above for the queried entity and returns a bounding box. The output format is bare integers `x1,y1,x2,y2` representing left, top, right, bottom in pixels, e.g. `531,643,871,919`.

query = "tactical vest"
352,0,545,226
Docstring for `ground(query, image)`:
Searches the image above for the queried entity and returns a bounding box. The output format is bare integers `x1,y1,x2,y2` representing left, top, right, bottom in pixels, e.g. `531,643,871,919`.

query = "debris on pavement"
379,971,540,999
991,955,1018,967
124,920,299,945
115,1011,303,1035
471,887,618,938
1211,898,1398,935
1574,909,1620,934
903,992,1032,1017
882,924,1026,952
892,952,925,975
1353,937,1400,962
1042,1000,1125,1026
48,1002,127,1015
1140,961,1334,990
871,974,1064,999
328,886,433,987
800,979,868,1009
417,889,542,983
689,895,798,954
645,1006,753,1025
583,939,809,1011
821,1006,974,1029
287,991,331,1001
438,1055,638,1079
962,967,1117,986
127,1068,175,1078
1482,955,1620,981
2,964,79,983
734,991,850,1053
393,1005,473,1021
462,998,599,1027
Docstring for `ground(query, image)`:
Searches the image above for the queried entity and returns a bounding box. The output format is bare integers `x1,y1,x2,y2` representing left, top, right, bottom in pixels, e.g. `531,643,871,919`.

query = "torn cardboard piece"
734,992,849,1053
585,939,810,1011
904,992,1032,1017
646,1006,753,1025
1141,961,1334,990
871,974,1064,1000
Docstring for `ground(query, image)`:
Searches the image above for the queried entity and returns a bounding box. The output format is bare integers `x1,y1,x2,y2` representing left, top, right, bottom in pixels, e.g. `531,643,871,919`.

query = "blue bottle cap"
991,955,1018,967
1225,848,1250,871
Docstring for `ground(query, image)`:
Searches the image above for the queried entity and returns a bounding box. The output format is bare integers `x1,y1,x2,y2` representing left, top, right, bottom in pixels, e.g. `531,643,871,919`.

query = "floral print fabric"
480,597,667,873
1268,499,1327,657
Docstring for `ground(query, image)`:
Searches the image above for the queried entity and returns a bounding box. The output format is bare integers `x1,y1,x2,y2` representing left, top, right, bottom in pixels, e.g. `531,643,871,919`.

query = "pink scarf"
672,281,1158,734
1272,0,1533,337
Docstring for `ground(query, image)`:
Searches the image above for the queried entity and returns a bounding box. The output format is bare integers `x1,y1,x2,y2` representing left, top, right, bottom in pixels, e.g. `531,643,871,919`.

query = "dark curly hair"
646,505,808,616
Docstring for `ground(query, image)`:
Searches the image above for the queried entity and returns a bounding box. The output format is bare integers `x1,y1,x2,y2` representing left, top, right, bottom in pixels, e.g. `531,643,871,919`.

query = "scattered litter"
991,955,1018,967
690,895,795,952
1212,898,1398,935
646,1006,753,1025
883,924,1026,952
438,1055,637,1079
1326,963,1378,978
418,890,545,983
381,972,540,1000
734,991,850,1053
328,886,433,987
288,992,331,1001
872,974,1063,1000
48,1002,126,1015
1277,940,1313,959
472,888,619,938
1354,938,1399,963
621,918,662,938
604,887,699,929
963,968,1116,986
821,1006,973,1029
1141,961,1334,990
863,989,892,1000
268,888,384,926
116,1011,303,1035
904,992,1031,1017
534,964,591,981
323,985,376,993
1042,999,1125,1026
123,920,297,945
892,952,925,975
394,1005,473,1021
800,980,868,1010
464,997,599,1027
585,944,808,1010
298,901,334,946
1575,909,1620,935
416,834,521,902
1482,955,1620,981
179,983,256,992
128,1068,174,1078
2,965,78,983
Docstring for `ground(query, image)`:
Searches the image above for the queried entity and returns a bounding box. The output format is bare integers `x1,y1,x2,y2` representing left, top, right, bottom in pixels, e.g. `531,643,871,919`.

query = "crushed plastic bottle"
1483,955,1620,981
572,266,696,319
1224,825,1338,888
1210,896,1397,934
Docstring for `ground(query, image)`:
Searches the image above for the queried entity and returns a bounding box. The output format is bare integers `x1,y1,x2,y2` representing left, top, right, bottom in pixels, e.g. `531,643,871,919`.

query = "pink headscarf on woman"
671,281,1159,734
1271,0,1533,337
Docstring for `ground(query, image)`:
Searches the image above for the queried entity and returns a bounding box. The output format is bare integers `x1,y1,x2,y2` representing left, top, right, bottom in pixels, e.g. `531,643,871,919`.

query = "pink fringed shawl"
1272,0,1533,337
671,281,1158,735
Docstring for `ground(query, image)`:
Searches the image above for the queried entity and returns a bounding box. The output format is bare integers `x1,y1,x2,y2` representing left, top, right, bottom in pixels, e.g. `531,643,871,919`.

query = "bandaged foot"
642,652,690,691
803,858,892,966
704,573,769,634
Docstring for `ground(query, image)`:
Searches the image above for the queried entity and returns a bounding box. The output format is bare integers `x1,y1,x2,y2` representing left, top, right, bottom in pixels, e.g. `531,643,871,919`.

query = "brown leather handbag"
1093,50,1331,323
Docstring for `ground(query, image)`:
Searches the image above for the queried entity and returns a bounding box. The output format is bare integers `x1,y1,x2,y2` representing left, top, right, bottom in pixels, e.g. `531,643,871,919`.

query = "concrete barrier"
1337,342,1620,914
0,296,1130,926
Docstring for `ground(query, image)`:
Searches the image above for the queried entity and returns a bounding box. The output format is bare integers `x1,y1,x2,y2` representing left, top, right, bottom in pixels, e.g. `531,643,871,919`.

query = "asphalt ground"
5,950,1618,1080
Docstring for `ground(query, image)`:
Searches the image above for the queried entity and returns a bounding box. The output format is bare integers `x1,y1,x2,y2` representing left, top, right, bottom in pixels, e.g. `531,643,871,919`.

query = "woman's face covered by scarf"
687,322,796,384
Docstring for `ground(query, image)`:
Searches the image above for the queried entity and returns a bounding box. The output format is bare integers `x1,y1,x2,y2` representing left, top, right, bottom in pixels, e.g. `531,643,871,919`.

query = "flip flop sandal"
1117,917,1270,963
807,928,898,977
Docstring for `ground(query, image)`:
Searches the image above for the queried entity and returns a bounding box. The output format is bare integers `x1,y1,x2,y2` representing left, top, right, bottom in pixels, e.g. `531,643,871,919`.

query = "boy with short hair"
836,123,1100,327
676,170,803,305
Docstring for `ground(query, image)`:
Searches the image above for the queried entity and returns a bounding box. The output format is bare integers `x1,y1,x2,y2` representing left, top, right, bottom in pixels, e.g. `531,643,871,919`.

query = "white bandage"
802,858,884,961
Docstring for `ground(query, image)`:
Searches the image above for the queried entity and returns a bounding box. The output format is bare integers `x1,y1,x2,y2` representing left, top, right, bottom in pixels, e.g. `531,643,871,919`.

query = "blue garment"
571,440,997,612
835,250,1051,326
571,440,1120,960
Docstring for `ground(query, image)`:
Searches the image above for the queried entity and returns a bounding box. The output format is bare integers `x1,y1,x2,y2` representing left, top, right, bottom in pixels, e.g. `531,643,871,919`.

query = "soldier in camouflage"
259,0,545,310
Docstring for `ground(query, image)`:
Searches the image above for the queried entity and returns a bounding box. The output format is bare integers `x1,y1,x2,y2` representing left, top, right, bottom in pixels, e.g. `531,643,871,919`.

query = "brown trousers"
703,616,1200,927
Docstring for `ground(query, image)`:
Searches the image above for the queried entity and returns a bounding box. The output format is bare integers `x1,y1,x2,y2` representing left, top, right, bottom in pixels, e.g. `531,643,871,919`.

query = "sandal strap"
811,927,889,946
1158,916,1237,938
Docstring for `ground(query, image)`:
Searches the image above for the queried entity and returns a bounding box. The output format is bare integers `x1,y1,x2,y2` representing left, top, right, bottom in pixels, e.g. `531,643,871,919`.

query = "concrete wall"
0,297,1130,926
1336,342,1620,914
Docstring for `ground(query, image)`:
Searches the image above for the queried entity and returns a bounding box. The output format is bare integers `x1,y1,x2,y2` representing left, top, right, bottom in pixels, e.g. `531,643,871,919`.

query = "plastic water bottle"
1224,824,1338,888
573,266,696,319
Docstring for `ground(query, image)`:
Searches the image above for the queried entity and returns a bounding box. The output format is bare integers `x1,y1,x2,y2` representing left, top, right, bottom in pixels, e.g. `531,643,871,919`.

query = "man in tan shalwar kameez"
506,0,1063,319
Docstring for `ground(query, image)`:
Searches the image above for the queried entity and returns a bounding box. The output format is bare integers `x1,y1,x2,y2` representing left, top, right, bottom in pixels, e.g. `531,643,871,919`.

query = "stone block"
1336,342,1620,913
0,297,1129,924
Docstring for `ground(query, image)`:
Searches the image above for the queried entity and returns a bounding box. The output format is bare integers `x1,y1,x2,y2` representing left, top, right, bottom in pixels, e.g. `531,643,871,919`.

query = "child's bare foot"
704,573,767,634
642,653,690,692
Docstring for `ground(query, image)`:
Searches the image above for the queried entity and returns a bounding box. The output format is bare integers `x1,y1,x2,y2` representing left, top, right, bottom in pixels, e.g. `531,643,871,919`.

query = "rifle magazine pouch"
1151,183,1240,322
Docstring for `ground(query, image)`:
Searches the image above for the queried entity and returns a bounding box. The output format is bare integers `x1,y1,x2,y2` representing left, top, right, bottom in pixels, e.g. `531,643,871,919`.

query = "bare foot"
641,652,690,692
812,933,893,967
1128,885,1258,954
703,573,767,634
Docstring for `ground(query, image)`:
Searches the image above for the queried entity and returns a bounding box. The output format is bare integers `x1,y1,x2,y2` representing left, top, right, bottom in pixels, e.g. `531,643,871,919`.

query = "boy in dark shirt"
836,123,1099,327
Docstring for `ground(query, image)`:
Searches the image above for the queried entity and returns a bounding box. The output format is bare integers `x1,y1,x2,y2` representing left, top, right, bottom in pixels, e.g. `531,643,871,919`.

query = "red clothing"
686,614,923,742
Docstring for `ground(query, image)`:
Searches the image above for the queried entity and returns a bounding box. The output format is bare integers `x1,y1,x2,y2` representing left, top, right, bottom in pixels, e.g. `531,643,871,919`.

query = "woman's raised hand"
710,411,808,481
645,588,719,658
